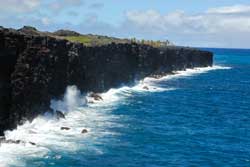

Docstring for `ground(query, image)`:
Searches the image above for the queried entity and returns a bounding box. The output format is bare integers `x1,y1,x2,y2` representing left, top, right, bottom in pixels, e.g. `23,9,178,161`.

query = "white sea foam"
0,65,231,167
0,86,120,167
143,65,231,83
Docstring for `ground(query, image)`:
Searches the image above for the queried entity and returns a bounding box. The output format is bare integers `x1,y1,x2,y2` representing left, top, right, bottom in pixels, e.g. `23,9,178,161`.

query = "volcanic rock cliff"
0,27,213,135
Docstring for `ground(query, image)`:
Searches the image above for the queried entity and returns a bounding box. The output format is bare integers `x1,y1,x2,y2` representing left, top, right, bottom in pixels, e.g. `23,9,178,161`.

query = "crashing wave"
0,65,231,167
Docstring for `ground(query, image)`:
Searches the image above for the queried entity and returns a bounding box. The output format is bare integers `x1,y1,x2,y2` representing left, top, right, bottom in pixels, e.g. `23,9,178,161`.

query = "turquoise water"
0,48,250,166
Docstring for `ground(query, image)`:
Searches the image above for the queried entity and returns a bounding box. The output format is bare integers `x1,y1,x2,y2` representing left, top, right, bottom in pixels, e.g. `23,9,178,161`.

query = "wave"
0,65,231,167
143,65,231,83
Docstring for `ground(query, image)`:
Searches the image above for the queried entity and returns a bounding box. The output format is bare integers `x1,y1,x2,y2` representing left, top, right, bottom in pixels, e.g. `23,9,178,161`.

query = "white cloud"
0,2,250,48
125,9,250,34
49,0,84,11
0,0,40,13
41,17,51,25
124,5,250,48
207,4,250,14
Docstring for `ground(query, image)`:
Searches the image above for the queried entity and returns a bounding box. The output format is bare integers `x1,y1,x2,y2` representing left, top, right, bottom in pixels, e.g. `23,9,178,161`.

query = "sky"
1,0,250,48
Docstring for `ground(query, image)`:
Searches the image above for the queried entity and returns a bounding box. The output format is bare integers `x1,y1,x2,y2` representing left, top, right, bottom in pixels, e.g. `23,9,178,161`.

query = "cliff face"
0,28,213,135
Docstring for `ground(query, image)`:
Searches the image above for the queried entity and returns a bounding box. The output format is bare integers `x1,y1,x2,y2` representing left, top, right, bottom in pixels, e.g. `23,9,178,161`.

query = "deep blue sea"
0,48,250,167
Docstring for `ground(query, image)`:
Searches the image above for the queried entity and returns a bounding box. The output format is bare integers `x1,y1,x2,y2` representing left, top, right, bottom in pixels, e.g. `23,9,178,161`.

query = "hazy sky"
1,0,250,48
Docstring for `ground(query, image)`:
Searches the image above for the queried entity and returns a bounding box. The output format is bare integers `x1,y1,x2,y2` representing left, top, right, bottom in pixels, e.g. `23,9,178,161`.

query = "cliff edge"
0,27,213,135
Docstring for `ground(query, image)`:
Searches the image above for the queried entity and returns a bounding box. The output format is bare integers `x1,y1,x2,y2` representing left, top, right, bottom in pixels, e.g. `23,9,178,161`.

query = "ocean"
0,48,249,167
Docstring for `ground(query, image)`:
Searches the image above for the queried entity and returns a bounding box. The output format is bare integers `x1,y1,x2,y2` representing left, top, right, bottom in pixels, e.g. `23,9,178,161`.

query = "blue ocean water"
1,48,250,167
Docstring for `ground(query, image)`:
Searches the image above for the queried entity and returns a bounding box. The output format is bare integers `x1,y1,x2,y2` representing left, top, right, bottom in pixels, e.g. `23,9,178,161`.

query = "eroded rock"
61,127,70,130
89,93,103,101
56,111,65,119
29,142,36,146
81,129,88,134
0,138,36,146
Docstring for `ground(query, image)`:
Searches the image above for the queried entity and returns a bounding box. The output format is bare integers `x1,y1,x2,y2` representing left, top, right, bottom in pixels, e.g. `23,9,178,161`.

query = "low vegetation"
62,35,173,48
17,26,173,47
64,36,93,46
130,38,173,48
62,34,131,46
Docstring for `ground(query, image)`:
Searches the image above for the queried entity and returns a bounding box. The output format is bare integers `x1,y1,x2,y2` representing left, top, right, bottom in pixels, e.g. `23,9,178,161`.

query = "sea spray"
50,85,87,113
0,65,231,167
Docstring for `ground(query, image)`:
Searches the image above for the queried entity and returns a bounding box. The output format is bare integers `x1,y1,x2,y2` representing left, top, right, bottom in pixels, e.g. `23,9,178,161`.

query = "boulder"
29,142,36,146
143,86,149,90
4,139,22,144
61,127,70,130
0,139,36,146
56,110,65,119
89,93,103,101
81,129,88,134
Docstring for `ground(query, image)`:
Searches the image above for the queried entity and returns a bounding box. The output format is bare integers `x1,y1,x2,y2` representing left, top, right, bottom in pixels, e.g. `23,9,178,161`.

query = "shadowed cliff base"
0,26,213,135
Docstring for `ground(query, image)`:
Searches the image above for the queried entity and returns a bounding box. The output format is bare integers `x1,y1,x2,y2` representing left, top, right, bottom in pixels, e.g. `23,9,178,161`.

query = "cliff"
0,27,213,135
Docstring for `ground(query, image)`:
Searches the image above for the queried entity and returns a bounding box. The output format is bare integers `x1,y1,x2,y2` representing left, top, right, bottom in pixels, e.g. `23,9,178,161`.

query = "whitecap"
143,65,231,83
0,65,231,167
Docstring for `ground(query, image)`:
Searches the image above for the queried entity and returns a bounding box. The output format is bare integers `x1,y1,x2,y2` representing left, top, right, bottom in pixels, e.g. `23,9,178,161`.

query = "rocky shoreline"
0,26,213,135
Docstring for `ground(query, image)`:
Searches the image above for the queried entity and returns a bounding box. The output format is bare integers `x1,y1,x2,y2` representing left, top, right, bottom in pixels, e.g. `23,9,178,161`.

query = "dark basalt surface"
0,27,213,135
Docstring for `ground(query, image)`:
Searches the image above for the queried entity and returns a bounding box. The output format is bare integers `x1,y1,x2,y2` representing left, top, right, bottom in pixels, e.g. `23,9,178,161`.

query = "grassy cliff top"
63,34,131,46
62,35,173,47
16,26,174,47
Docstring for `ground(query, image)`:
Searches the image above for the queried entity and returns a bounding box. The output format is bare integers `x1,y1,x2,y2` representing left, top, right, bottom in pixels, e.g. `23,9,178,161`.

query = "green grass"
62,35,173,48
64,36,92,45
62,35,131,46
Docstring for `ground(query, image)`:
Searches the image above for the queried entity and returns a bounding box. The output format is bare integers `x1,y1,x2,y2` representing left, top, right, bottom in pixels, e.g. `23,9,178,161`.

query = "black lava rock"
0,27,213,134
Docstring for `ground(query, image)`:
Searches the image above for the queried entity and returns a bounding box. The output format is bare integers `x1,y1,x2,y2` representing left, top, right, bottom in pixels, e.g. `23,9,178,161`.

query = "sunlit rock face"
0,27,213,135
